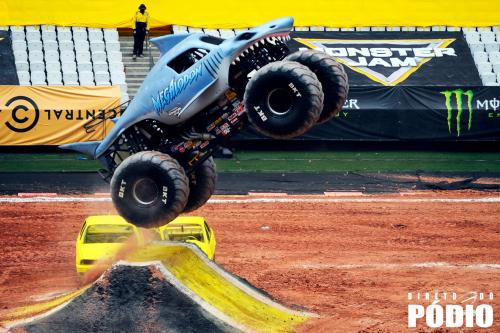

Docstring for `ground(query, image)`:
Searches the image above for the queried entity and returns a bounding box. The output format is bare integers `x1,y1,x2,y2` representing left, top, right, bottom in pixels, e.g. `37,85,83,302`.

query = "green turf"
0,151,499,173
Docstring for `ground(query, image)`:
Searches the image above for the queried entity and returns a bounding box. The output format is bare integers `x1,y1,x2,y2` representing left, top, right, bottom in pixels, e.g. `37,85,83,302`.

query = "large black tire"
110,151,189,228
286,50,348,124
244,60,324,139
184,157,217,213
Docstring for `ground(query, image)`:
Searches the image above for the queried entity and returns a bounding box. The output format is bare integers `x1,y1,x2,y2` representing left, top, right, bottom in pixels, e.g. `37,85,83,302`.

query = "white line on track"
293,262,500,270
0,196,500,203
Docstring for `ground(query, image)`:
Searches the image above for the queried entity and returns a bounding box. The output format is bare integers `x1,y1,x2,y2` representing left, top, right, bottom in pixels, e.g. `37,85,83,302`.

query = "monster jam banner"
238,86,500,141
0,31,19,85
0,86,120,145
288,31,481,86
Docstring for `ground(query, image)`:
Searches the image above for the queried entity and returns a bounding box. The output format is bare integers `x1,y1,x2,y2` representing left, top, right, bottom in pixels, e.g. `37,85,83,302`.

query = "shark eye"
236,32,256,41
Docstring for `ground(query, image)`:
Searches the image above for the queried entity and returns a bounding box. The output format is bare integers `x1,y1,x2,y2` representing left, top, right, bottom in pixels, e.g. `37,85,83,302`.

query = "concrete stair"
120,36,161,98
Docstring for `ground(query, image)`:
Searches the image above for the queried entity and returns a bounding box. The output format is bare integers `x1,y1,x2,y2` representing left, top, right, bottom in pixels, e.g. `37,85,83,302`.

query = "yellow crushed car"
75,215,216,273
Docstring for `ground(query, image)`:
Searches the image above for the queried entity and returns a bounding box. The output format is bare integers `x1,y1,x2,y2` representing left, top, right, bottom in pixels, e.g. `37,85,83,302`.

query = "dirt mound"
13,264,234,333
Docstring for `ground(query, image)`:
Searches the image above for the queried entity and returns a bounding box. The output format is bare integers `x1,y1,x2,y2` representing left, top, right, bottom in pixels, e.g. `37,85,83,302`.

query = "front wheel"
184,157,217,213
110,151,189,228
243,60,324,139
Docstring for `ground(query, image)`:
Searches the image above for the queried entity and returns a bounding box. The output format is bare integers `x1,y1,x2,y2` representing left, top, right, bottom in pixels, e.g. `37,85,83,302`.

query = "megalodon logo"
152,65,203,114
441,89,474,137
295,38,456,86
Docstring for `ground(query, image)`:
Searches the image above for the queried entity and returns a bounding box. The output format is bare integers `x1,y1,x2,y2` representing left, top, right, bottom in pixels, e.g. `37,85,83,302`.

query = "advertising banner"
238,86,500,142
0,86,120,145
288,31,481,86
0,31,19,85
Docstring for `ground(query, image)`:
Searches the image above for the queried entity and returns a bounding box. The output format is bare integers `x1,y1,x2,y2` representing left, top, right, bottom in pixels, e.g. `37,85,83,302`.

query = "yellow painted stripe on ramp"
0,286,89,325
130,244,311,333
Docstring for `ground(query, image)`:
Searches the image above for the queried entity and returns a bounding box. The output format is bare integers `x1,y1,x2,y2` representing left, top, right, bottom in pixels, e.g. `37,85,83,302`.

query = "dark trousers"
133,22,147,56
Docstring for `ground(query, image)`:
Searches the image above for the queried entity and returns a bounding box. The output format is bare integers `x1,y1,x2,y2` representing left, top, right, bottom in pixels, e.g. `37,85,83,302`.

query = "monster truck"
61,17,348,228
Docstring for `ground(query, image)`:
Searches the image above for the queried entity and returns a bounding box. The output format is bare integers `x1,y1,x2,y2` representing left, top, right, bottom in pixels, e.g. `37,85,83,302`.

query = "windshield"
163,224,205,242
84,224,134,243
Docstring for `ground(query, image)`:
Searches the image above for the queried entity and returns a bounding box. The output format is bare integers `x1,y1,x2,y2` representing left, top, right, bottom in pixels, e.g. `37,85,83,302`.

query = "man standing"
132,4,149,60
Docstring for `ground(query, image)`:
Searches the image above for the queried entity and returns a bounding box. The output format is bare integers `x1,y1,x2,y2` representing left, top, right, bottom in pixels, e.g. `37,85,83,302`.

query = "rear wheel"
110,151,189,228
184,157,217,213
286,50,348,124
244,60,324,139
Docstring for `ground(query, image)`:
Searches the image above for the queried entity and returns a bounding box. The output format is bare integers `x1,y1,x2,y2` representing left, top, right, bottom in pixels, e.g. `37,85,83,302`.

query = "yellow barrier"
1,0,499,28
0,86,119,145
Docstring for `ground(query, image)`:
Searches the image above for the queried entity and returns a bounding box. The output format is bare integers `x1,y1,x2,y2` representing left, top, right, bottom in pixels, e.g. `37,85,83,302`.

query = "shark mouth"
231,32,291,65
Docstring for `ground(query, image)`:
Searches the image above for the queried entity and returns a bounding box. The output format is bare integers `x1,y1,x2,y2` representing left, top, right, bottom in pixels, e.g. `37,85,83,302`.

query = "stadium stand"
8,25,128,102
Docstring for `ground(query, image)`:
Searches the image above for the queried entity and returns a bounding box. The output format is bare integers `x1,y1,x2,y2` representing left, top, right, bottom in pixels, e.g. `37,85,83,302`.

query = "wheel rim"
132,178,159,205
267,88,293,116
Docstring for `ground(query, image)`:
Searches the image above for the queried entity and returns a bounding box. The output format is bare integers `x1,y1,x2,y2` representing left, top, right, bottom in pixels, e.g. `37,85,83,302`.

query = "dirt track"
0,191,499,332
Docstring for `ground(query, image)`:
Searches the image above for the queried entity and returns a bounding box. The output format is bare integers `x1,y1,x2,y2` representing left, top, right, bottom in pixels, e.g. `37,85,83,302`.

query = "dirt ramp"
3,243,314,333
12,264,235,333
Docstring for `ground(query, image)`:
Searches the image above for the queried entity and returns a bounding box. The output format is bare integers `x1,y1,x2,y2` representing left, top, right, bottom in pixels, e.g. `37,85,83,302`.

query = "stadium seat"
74,40,89,52
61,61,77,73
119,84,128,95
63,71,79,84
91,51,107,63
188,27,203,33
109,62,124,73
105,41,121,52
31,70,47,85
41,30,57,41
46,61,61,73
15,61,29,72
44,50,60,63
172,25,188,34
121,93,130,104
478,27,492,33
92,62,108,73
77,62,93,72
485,43,500,53
59,40,74,52
76,51,91,63
432,26,447,31
57,27,73,41
25,26,41,41
79,71,95,85
60,50,76,63
88,28,104,41
473,52,488,64
103,29,119,42
17,71,31,85
95,71,110,85
29,61,45,72
43,40,59,51
465,32,480,43
219,29,236,38
0,26,8,31
27,40,43,52
477,62,493,73
41,25,56,32
28,50,44,62
469,42,485,53
90,40,106,52
489,51,500,63
47,71,63,85
480,32,496,43
311,26,327,31
10,26,25,41
12,40,27,52
72,27,88,41
372,27,386,31
13,50,28,62
494,64,500,74
481,72,497,85
110,71,126,85
446,27,461,31
497,73,500,82
107,51,122,63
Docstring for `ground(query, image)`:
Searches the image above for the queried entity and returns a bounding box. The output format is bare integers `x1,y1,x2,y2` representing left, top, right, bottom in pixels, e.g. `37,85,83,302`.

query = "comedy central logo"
441,89,474,137
2,96,40,132
294,38,456,86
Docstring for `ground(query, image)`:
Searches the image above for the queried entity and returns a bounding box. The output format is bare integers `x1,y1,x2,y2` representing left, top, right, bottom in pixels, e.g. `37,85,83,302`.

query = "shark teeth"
231,33,290,65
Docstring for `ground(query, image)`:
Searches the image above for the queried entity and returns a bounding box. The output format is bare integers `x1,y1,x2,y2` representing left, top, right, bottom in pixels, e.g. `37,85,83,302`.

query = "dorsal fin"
150,34,191,54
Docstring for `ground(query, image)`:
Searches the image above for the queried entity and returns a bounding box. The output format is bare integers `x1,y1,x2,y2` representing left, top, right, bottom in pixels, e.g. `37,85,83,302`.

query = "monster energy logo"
441,89,474,137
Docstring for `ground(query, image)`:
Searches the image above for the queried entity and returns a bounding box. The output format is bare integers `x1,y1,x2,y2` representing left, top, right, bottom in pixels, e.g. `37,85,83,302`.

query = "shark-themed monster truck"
61,17,348,228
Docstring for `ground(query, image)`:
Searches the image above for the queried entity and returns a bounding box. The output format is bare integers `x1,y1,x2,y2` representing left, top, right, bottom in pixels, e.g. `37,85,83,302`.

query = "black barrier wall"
288,31,481,86
0,31,19,85
237,87,500,142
